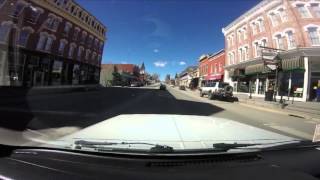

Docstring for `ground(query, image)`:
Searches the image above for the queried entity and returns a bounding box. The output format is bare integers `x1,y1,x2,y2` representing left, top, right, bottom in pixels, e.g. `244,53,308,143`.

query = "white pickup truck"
199,82,234,100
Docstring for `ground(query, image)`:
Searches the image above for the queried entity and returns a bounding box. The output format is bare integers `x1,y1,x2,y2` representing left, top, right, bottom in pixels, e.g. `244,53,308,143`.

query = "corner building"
223,0,320,101
0,0,107,86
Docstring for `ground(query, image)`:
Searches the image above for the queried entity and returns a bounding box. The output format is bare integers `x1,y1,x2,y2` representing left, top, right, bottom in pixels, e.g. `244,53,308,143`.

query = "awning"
229,68,245,77
245,64,271,75
281,56,304,71
205,74,223,81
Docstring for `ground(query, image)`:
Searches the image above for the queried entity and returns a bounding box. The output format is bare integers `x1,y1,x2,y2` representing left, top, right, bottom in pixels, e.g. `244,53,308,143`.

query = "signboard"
313,124,320,142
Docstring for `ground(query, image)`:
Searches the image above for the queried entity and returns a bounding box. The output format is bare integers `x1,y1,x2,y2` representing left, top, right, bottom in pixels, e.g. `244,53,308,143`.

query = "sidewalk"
0,84,101,98
233,93,320,121
176,87,320,122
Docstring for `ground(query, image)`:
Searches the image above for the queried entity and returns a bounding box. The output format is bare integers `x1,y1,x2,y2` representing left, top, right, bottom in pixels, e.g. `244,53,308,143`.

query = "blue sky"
76,0,259,80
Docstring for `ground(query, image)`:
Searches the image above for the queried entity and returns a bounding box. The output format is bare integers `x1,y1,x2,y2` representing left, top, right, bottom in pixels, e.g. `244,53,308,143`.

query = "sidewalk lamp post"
260,46,285,102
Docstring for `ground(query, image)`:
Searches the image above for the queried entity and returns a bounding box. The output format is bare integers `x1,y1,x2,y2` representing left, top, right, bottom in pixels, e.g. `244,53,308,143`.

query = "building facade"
223,0,320,101
0,0,106,87
199,49,225,87
100,64,141,86
179,66,198,88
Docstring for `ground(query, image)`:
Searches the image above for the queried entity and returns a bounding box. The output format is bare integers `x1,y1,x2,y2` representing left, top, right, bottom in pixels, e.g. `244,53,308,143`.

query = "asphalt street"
0,84,317,146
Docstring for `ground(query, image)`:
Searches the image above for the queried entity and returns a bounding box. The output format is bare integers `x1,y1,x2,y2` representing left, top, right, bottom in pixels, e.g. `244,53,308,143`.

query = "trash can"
265,91,273,101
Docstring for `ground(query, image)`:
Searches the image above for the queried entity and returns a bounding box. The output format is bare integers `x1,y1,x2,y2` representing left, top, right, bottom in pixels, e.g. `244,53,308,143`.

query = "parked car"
130,82,139,87
199,82,235,101
160,84,166,90
179,86,186,90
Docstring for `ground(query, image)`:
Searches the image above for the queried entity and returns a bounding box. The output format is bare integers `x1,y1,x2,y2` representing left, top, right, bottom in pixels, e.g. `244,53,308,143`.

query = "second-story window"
63,22,72,36
257,19,265,32
85,49,91,60
243,27,247,40
68,43,76,58
58,39,67,55
44,36,54,52
296,4,311,18
251,22,257,35
18,28,33,46
77,46,84,59
94,38,98,49
311,3,320,18
45,15,61,31
254,42,260,57
269,12,279,26
275,34,284,49
244,46,249,60
286,31,296,48
307,27,320,45
87,35,93,47
29,6,43,23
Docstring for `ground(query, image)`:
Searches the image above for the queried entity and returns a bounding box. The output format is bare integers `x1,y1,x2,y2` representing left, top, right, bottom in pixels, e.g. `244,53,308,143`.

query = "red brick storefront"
199,49,225,86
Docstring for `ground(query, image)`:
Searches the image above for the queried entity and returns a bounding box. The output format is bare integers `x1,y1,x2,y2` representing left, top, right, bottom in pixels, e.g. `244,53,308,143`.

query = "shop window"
12,2,26,17
296,4,311,18
0,24,11,43
307,27,320,45
311,3,320,17
18,29,31,46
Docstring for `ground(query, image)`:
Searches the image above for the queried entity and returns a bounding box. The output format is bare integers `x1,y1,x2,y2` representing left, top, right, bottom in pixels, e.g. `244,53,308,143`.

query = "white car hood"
47,114,297,150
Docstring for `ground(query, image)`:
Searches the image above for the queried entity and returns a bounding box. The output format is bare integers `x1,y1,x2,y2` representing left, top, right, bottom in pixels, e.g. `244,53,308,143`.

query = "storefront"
201,74,224,87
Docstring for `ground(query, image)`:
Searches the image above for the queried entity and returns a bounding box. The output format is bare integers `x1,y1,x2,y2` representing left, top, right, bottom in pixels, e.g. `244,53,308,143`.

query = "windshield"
0,0,319,155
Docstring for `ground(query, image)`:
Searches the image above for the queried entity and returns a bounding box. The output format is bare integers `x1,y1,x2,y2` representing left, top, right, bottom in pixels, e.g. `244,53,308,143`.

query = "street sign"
312,124,320,142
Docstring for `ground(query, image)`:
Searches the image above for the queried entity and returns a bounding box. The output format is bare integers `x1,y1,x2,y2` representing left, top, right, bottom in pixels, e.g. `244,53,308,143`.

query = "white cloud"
154,61,167,67
153,49,159,53
179,61,186,65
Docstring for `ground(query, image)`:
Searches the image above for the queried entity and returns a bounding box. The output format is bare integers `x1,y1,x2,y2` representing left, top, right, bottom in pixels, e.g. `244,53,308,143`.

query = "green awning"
245,64,271,75
282,57,304,71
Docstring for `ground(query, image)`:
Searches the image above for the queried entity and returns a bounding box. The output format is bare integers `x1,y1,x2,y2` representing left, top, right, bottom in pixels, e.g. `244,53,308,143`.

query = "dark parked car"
179,86,186,90
160,84,166,90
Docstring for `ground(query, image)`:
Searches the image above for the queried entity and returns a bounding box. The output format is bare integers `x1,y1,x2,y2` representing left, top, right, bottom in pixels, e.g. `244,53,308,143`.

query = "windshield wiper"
73,140,174,153
212,143,260,152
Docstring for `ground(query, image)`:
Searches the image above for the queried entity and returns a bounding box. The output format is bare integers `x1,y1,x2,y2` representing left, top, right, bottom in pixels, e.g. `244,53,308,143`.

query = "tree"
165,74,171,84
112,65,122,86
151,73,160,82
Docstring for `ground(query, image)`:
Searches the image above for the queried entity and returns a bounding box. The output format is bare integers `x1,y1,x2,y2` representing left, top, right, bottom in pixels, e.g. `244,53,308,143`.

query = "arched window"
18,27,34,46
284,30,296,48
307,26,320,45
58,39,68,55
0,21,14,43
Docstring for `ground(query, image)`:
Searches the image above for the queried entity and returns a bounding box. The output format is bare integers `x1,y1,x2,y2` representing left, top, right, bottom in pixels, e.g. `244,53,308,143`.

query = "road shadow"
0,87,225,133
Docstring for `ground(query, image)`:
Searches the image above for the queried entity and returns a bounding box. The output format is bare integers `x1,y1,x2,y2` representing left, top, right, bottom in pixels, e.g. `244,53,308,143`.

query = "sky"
76,0,259,80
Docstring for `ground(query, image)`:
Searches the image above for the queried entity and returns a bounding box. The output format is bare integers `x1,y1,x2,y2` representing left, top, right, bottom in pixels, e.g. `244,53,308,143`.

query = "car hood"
46,114,297,150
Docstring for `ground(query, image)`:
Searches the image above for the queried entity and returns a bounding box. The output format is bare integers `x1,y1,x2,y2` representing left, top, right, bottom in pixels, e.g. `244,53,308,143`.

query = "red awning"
204,74,223,80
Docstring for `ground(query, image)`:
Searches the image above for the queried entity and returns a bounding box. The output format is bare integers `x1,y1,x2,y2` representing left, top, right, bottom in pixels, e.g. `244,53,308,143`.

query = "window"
297,4,310,18
311,3,320,18
254,42,260,57
18,29,31,46
238,30,242,42
58,40,67,55
307,27,320,45
63,22,72,36
243,28,247,39
85,49,91,60
269,12,279,26
278,8,288,22
81,31,87,43
44,36,54,52
36,34,47,50
286,31,296,48
251,22,257,35
219,63,222,73
275,34,284,49
261,39,267,47
239,48,243,62
214,63,217,74
257,19,265,32
12,2,26,17
77,46,84,59
68,44,76,58
91,52,96,61
46,16,61,31
244,46,249,60
29,6,42,23
0,24,11,42
73,28,80,40
232,51,235,64
87,35,93,47
94,38,98,49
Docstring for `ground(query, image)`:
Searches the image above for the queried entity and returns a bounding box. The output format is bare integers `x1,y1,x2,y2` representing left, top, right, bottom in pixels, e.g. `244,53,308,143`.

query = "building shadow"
0,87,225,133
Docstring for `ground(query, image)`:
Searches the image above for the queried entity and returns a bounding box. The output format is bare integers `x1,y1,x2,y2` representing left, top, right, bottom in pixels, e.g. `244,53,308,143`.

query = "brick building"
0,0,106,87
223,0,320,101
100,64,141,86
199,49,225,87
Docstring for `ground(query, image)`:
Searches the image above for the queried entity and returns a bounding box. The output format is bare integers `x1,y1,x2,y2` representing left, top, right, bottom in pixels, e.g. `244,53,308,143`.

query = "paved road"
0,85,317,146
